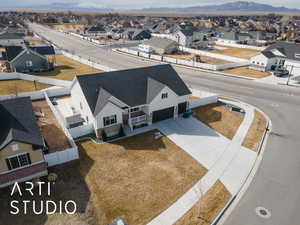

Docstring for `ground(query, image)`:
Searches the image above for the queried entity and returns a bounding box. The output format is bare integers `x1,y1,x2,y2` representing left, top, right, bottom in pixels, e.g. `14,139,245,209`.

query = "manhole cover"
255,207,271,219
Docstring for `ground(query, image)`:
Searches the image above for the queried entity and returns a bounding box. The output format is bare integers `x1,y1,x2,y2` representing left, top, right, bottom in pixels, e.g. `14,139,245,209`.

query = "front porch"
127,110,149,130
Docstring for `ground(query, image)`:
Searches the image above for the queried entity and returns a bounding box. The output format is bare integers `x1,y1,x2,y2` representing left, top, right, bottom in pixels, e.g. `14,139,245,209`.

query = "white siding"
70,80,95,125
148,86,189,113
95,102,123,129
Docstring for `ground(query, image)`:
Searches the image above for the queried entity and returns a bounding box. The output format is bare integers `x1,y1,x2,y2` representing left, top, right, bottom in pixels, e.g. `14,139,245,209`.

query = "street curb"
113,49,255,81
212,98,272,225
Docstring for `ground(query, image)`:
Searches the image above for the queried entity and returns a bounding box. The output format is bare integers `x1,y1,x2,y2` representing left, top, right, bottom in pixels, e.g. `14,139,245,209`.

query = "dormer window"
162,93,168,99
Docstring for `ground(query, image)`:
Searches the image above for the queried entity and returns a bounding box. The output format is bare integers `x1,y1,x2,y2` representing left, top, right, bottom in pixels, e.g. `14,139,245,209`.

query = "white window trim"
7,153,30,170
11,144,19,151
103,115,117,127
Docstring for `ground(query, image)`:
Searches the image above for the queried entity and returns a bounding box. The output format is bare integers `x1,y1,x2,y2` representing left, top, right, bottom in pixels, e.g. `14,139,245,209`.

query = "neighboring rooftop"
0,97,44,150
263,42,300,61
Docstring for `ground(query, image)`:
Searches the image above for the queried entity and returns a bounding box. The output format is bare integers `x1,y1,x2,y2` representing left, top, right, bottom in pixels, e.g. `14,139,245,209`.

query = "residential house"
173,25,211,47
3,45,54,73
122,28,151,40
0,97,48,188
84,24,107,37
249,42,300,75
138,37,178,54
57,65,191,140
0,31,25,46
218,31,267,44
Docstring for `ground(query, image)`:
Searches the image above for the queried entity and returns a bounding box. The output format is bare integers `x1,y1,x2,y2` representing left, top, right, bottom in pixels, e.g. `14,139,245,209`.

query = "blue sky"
3,0,300,10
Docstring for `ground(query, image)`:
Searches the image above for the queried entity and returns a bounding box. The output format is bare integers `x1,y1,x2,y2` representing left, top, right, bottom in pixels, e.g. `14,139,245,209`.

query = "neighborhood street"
29,23,300,225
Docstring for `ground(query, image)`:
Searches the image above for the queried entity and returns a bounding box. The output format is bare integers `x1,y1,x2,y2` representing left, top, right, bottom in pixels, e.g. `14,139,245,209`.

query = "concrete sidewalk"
147,100,257,225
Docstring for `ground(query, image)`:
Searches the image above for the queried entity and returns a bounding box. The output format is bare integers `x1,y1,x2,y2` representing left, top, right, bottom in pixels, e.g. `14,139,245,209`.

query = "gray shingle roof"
0,31,24,40
76,64,191,114
0,97,44,150
263,42,300,61
29,45,55,55
143,37,177,49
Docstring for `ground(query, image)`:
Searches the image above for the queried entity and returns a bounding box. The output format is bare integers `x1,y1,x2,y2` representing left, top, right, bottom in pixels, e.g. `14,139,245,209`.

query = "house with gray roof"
0,97,48,188
250,42,300,75
138,37,178,54
55,64,191,140
0,31,25,46
3,45,54,73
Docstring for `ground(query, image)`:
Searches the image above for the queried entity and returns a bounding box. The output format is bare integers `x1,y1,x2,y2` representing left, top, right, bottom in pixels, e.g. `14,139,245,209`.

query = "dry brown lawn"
33,55,102,80
79,130,207,225
49,24,86,30
212,45,260,59
242,110,267,152
189,96,200,100
221,66,271,78
193,103,244,140
175,180,231,225
0,79,51,95
32,100,71,152
26,40,47,45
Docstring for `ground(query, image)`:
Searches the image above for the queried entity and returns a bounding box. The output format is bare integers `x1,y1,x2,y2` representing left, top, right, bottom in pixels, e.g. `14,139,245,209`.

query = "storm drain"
255,206,271,219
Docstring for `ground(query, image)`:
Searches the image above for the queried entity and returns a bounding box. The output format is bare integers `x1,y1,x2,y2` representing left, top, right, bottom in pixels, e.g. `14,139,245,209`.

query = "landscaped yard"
193,103,244,140
212,45,260,59
242,110,268,152
33,55,103,80
220,66,271,78
0,79,51,95
79,130,207,225
175,180,231,225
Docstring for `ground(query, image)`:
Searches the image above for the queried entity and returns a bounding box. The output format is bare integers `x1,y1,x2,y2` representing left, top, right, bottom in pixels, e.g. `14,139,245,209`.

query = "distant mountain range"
129,1,300,13
4,1,300,14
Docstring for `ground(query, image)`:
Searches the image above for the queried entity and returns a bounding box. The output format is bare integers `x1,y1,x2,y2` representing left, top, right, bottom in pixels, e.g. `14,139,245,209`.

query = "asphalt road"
29,23,300,225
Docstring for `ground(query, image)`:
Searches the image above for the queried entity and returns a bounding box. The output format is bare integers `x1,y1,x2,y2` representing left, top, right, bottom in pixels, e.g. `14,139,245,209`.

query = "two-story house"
58,64,191,140
0,97,48,188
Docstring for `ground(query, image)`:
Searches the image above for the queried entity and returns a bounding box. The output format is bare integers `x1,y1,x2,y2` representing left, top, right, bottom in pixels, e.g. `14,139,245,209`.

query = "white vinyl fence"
117,48,249,71
44,93,79,167
179,46,249,63
215,40,266,51
62,50,115,72
189,89,219,108
69,123,94,139
0,72,71,87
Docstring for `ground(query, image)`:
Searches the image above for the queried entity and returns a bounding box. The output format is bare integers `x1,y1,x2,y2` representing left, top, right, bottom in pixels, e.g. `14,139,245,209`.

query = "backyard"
33,55,103,80
220,66,271,78
193,102,244,140
212,45,261,59
0,79,51,95
32,100,71,153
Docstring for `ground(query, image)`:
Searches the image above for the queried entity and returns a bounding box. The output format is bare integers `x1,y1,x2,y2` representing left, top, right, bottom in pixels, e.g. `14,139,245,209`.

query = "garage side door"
178,102,187,114
152,107,174,123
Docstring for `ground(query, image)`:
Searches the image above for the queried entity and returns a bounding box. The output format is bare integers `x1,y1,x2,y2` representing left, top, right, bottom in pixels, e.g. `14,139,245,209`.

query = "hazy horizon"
2,0,300,10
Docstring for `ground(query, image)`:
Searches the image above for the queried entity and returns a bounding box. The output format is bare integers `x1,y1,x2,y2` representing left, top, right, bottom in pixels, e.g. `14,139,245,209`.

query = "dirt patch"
32,100,71,152
175,180,232,225
33,55,102,80
0,79,51,95
78,130,207,225
220,66,271,78
193,103,244,140
212,45,260,59
242,110,267,152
